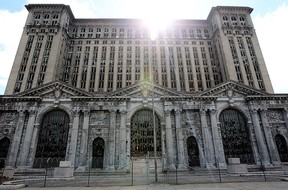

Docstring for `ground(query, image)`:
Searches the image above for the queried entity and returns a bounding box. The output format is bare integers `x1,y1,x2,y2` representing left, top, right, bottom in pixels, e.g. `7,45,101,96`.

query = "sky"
0,0,288,94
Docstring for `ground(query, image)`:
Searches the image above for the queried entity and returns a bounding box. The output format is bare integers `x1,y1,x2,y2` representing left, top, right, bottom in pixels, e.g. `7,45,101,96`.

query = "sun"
140,1,174,40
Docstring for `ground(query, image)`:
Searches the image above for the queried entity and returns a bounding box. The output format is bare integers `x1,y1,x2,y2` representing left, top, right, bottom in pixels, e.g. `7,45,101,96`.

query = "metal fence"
1,157,288,187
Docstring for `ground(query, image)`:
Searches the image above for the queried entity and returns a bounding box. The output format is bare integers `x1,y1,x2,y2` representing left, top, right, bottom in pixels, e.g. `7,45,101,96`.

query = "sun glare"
141,1,174,40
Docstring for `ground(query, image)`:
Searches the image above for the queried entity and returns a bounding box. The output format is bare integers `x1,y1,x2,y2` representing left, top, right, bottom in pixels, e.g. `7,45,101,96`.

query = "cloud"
253,3,288,93
0,9,27,95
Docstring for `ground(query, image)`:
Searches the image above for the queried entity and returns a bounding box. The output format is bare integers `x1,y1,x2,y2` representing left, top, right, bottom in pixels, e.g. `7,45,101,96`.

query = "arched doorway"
130,109,161,158
219,109,254,164
187,136,200,167
0,137,10,168
275,134,288,162
34,109,70,168
92,137,105,169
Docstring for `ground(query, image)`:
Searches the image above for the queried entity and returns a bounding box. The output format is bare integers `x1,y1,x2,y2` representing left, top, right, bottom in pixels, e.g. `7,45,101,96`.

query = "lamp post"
152,86,158,182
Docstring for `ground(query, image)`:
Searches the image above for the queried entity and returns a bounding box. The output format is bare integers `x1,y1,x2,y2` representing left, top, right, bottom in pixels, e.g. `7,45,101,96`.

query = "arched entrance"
92,137,105,169
187,136,200,166
0,137,10,168
130,109,161,157
275,134,288,162
219,109,254,164
34,109,70,168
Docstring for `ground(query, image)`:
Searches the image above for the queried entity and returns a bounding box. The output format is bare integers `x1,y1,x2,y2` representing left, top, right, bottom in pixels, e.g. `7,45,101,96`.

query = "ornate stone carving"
90,111,110,124
267,110,284,123
0,112,18,125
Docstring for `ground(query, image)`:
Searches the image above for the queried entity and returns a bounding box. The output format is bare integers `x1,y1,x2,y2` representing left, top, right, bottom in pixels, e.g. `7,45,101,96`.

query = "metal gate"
187,136,200,166
130,109,161,158
0,137,10,168
34,109,70,168
219,109,254,164
92,137,104,168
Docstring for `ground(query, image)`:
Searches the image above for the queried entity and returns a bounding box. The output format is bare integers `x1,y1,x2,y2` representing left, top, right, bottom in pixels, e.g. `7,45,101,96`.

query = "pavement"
17,181,288,190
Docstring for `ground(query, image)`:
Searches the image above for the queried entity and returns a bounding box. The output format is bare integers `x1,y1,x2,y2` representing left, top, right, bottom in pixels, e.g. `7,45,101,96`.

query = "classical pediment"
198,81,269,98
110,80,182,97
16,81,92,98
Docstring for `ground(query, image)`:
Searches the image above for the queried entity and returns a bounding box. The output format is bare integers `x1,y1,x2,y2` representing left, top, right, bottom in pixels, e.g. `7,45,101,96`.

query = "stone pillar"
259,109,280,165
18,109,37,167
69,110,80,167
77,110,90,170
7,110,26,168
200,109,215,168
251,109,270,165
175,110,185,169
27,124,40,167
284,108,288,132
118,110,127,169
165,110,175,170
210,109,226,168
108,110,116,170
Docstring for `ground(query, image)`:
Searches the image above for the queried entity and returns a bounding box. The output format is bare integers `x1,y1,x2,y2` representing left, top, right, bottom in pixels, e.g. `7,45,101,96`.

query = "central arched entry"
219,109,254,164
92,137,105,169
0,137,10,168
34,109,70,168
130,109,161,157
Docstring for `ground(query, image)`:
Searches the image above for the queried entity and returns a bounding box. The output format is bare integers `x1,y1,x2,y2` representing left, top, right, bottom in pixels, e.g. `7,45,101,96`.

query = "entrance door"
34,109,70,168
275,134,288,162
219,109,254,164
92,137,104,169
0,137,10,168
130,109,161,158
187,136,200,166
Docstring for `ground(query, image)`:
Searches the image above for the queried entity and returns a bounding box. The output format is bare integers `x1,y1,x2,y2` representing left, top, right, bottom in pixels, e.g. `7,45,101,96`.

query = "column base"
205,163,216,169
76,166,87,172
177,164,187,170
217,163,227,169
106,165,115,171
167,164,176,171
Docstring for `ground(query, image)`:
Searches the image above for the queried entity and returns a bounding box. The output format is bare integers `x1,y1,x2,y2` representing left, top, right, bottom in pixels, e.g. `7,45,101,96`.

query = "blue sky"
0,0,288,94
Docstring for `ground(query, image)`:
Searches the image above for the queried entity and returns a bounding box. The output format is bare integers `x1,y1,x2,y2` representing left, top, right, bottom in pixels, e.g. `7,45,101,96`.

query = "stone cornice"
71,96,130,102
246,95,288,101
161,96,218,101
0,96,42,102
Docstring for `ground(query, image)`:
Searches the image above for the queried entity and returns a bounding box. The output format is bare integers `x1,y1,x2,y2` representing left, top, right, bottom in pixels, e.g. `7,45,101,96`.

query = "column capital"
120,110,127,114
209,109,217,115
165,110,171,116
175,109,181,115
83,109,90,117
251,108,259,114
28,109,37,116
18,110,26,117
200,109,207,115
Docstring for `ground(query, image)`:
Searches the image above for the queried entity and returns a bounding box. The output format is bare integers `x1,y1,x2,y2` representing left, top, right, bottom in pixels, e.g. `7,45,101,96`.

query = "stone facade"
0,81,288,172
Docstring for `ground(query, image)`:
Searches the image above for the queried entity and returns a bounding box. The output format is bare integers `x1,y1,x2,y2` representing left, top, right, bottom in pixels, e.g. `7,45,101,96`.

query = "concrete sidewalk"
22,181,288,190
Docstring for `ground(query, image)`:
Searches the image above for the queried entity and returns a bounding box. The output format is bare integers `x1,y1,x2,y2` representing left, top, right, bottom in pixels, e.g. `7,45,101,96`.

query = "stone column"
200,109,215,168
284,108,288,132
77,110,90,170
175,110,185,169
259,109,280,165
27,124,40,167
210,109,226,168
108,110,116,170
69,110,80,167
118,110,127,169
18,109,37,167
251,109,270,165
7,110,26,168
165,110,175,170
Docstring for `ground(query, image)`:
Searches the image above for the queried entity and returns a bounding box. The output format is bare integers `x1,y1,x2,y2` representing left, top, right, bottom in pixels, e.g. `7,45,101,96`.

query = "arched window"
130,109,161,157
92,137,105,169
219,109,254,164
0,137,10,168
34,109,70,168
275,134,288,162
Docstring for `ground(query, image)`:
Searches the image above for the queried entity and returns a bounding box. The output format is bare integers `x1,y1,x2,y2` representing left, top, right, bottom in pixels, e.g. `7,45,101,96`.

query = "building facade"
0,4,288,173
